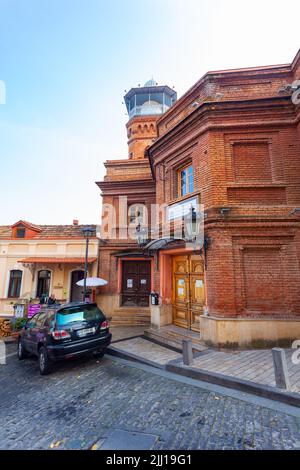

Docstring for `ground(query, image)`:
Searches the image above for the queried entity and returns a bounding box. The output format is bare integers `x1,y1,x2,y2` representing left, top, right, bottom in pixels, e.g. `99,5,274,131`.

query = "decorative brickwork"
98,50,300,346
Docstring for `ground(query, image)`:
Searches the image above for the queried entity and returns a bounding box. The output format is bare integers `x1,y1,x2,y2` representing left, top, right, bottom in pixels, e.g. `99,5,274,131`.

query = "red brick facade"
97,51,300,346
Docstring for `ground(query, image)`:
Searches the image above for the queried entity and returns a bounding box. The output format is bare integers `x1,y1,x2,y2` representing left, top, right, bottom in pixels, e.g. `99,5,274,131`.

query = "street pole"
83,236,89,302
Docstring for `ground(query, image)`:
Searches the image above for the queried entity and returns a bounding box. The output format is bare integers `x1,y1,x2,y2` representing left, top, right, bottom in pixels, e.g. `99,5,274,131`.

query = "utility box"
150,292,159,306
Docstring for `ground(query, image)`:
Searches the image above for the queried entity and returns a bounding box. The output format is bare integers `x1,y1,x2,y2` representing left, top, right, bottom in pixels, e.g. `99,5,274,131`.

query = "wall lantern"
185,207,211,269
184,206,202,242
135,223,148,247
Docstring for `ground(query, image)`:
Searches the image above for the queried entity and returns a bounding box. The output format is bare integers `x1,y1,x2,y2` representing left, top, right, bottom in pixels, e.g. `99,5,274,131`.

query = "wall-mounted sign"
166,196,198,221
14,304,25,318
27,304,41,319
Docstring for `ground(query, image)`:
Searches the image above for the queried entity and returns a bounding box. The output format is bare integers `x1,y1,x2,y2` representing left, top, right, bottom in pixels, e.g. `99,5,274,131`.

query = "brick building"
96,80,176,325
0,220,98,315
97,52,300,348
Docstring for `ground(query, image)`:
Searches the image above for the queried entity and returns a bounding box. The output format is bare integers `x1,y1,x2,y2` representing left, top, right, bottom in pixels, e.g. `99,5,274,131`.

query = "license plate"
77,327,95,337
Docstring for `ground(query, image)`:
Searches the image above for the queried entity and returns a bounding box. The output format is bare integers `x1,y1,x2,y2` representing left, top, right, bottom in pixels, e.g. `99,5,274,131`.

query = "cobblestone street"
0,343,300,450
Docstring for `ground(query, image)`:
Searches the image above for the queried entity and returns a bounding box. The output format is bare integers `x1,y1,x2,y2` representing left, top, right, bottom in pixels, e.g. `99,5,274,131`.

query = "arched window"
128,204,145,225
8,270,22,298
36,270,51,299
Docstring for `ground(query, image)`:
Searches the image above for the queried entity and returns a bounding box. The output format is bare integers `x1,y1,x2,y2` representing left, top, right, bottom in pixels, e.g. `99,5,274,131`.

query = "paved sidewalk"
110,325,145,342
182,349,300,394
109,337,181,366
108,334,300,401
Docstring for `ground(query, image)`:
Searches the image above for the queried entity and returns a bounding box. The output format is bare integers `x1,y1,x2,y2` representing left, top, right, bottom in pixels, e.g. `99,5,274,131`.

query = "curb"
107,346,164,370
109,343,300,408
1,336,17,345
140,335,183,353
111,335,144,345
166,361,300,408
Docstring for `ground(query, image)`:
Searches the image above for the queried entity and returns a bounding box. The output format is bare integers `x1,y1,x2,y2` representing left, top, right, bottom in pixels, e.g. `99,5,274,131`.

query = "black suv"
18,302,112,375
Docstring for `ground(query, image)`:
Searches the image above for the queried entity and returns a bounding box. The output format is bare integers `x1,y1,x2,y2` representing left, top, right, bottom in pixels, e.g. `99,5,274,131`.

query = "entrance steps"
110,307,151,327
144,324,208,352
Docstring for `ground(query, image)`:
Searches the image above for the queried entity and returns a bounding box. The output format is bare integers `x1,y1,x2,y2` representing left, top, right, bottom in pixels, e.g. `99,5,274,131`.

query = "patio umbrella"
76,277,108,287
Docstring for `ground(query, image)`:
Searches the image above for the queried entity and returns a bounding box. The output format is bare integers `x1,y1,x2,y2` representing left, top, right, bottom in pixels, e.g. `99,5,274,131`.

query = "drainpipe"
145,147,156,181
97,238,101,277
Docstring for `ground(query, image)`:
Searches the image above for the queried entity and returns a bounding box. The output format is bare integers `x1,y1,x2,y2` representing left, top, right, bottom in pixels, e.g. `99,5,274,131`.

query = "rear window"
56,304,104,326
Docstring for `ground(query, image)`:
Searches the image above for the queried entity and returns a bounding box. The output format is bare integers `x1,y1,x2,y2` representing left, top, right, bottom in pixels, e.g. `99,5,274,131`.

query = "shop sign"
27,304,41,318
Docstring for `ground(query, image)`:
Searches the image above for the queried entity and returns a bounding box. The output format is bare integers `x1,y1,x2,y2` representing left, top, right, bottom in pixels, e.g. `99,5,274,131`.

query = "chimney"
73,219,79,226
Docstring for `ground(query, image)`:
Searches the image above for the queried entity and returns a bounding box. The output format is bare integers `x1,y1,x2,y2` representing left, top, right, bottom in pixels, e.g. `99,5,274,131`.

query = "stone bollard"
272,348,290,390
0,340,6,365
182,339,193,366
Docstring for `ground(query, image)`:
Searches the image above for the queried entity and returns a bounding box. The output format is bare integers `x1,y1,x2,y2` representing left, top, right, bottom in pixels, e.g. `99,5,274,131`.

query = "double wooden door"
122,261,151,307
172,255,205,332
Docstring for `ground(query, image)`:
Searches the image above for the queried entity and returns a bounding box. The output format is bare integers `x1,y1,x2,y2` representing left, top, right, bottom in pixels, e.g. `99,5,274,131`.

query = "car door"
42,311,55,344
23,314,40,353
29,312,48,355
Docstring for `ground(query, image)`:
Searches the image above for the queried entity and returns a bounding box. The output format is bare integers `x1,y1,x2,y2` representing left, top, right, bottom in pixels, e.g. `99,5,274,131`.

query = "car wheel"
93,349,106,359
18,338,28,360
38,346,52,375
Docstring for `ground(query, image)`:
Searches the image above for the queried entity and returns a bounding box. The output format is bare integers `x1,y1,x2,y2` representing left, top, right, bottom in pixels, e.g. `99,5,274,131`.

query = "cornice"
126,114,160,128
149,96,297,165
157,49,300,129
96,178,155,196
104,159,151,167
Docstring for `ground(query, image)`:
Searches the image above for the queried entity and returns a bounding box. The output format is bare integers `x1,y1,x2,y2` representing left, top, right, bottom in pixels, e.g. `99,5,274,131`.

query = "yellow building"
0,220,99,316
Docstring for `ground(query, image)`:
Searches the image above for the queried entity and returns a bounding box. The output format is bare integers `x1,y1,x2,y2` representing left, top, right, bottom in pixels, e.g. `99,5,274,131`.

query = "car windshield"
56,305,103,326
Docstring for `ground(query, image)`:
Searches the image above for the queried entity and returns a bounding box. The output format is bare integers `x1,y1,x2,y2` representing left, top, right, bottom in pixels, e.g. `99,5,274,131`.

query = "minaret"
124,79,177,160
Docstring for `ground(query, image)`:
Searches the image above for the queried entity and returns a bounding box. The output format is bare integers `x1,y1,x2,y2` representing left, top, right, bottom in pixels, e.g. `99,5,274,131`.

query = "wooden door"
172,256,190,329
189,255,205,331
172,255,205,332
70,270,84,302
122,261,151,307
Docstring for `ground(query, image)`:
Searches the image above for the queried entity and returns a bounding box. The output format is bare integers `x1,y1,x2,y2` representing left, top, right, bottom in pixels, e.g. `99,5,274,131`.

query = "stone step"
113,307,150,316
144,327,207,352
110,321,150,327
161,326,202,344
111,315,150,321
110,313,151,326
110,306,151,326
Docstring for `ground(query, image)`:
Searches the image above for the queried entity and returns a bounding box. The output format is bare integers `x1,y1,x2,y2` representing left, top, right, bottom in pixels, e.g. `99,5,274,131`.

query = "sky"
0,0,299,225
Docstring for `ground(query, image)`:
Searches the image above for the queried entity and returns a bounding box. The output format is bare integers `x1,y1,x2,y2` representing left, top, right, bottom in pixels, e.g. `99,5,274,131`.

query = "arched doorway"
70,270,84,302
36,270,51,299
